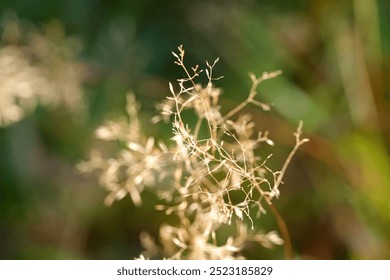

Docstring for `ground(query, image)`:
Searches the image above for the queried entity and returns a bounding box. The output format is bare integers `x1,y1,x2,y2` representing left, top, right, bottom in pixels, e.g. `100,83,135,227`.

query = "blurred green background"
1,0,389,259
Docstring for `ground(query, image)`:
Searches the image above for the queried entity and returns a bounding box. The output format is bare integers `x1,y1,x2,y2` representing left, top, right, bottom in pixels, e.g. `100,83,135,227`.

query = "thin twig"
268,203,294,260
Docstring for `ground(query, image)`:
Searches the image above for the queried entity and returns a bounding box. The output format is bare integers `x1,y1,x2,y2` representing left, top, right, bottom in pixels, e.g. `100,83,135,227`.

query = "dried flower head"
0,15,84,126
78,45,308,259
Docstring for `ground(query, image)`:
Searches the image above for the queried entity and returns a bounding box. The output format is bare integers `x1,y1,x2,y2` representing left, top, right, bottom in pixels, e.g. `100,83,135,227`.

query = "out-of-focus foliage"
0,0,389,259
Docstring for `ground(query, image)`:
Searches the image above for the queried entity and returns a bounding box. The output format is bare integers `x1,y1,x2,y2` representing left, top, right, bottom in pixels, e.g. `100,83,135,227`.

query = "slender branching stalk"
78,45,309,259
